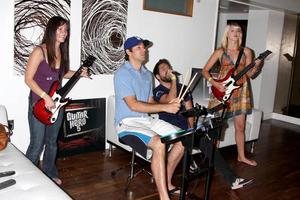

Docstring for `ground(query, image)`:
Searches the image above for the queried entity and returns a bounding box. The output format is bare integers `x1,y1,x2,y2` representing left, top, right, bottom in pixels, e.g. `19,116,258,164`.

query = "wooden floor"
57,119,300,200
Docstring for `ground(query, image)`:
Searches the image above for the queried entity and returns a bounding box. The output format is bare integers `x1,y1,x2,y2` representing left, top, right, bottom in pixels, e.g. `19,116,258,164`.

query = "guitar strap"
234,48,244,70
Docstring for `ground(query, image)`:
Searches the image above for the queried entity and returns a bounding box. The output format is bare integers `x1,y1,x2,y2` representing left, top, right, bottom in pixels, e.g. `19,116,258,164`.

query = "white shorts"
116,117,180,159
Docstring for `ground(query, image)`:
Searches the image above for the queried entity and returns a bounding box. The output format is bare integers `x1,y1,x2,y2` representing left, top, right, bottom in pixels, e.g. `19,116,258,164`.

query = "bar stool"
111,131,153,191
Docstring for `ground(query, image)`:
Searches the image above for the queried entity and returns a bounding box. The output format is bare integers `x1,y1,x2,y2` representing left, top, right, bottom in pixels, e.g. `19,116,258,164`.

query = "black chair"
109,133,153,191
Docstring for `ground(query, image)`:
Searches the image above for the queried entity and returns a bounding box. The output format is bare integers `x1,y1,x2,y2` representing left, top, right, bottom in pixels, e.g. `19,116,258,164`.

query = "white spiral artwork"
81,0,128,74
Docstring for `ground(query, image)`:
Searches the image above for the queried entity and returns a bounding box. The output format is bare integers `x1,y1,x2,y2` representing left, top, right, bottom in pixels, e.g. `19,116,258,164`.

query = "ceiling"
219,0,300,14
219,0,261,13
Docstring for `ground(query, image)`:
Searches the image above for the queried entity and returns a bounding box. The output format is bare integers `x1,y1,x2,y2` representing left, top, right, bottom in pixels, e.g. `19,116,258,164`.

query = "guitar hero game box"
58,98,105,157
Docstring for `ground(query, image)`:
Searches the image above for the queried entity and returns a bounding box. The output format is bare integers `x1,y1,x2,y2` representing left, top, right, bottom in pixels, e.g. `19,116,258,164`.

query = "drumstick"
178,69,190,99
179,72,198,102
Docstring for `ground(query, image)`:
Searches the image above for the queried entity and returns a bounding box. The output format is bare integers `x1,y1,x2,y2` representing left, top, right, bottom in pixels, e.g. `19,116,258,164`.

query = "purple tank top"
30,48,63,103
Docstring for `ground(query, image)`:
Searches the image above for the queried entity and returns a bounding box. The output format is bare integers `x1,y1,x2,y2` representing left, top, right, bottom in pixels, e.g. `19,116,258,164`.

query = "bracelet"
40,92,46,98
208,77,213,83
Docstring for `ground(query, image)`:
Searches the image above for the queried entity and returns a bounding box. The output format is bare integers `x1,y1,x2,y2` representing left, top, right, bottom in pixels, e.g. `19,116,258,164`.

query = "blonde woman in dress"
202,22,263,166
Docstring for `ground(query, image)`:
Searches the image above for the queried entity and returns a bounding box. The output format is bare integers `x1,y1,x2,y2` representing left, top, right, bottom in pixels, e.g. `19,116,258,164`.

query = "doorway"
274,14,300,118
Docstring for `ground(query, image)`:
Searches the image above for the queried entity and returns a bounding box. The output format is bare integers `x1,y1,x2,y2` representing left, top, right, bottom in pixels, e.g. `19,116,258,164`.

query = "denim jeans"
26,98,64,179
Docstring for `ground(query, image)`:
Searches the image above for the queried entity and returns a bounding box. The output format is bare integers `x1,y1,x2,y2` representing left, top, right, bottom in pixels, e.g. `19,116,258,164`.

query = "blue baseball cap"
124,36,151,50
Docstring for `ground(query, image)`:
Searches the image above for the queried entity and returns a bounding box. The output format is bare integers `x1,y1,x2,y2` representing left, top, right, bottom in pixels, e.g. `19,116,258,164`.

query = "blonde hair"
221,22,242,50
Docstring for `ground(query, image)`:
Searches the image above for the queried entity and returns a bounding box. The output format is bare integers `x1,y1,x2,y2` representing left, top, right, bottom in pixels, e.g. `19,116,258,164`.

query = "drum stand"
179,103,227,200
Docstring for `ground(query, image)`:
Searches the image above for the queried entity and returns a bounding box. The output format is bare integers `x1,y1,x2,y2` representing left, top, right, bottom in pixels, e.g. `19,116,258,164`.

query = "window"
143,0,193,17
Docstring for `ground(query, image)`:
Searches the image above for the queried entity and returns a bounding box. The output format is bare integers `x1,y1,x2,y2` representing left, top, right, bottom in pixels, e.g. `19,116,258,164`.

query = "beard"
160,76,172,83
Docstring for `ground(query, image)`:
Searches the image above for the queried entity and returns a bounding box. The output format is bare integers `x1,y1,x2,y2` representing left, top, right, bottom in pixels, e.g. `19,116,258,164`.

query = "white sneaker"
231,178,253,190
189,160,199,173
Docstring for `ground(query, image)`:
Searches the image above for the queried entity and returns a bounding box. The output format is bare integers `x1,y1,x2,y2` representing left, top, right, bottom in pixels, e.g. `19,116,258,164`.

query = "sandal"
168,187,189,196
169,187,181,195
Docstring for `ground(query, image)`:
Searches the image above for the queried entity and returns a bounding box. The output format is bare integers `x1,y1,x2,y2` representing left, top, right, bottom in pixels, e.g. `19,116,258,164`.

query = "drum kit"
158,68,229,200
160,103,225,144
160,102,227,200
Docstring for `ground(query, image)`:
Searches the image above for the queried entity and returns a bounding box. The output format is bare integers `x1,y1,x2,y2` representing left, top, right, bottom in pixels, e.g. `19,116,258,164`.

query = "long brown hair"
41,16,69,74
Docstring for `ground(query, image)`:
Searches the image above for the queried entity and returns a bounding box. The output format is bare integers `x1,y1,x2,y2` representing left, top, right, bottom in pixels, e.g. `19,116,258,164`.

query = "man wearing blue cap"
114,36,183,199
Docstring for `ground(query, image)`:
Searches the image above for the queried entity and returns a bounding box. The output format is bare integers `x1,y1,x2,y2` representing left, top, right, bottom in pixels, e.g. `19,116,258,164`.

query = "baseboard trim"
267,113,300,125
263,112,273,120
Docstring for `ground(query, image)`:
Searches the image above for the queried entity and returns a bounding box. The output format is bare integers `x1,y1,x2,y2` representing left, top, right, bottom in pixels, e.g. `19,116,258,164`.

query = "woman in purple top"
24,16,89,185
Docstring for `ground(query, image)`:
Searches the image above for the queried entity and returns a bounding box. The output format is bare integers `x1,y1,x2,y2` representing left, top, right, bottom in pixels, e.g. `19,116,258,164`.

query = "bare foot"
53,178,62,185
238,157,257,166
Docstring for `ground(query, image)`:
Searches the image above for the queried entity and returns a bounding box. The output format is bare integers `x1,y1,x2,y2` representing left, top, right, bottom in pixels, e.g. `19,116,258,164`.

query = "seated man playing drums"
153,58,253,190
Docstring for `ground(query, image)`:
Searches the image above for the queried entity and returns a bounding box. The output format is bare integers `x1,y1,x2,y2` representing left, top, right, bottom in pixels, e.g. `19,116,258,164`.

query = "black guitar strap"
234,48,244,69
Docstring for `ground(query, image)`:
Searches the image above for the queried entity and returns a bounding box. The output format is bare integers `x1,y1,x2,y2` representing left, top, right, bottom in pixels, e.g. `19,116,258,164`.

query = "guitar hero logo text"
67,110,88,132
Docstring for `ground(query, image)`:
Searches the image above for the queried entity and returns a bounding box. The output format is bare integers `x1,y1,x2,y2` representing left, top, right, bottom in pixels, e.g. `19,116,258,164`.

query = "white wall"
126,0,219,73
0,0,219,152
246,10,284,116
246,10,269,110
0,0,30,152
